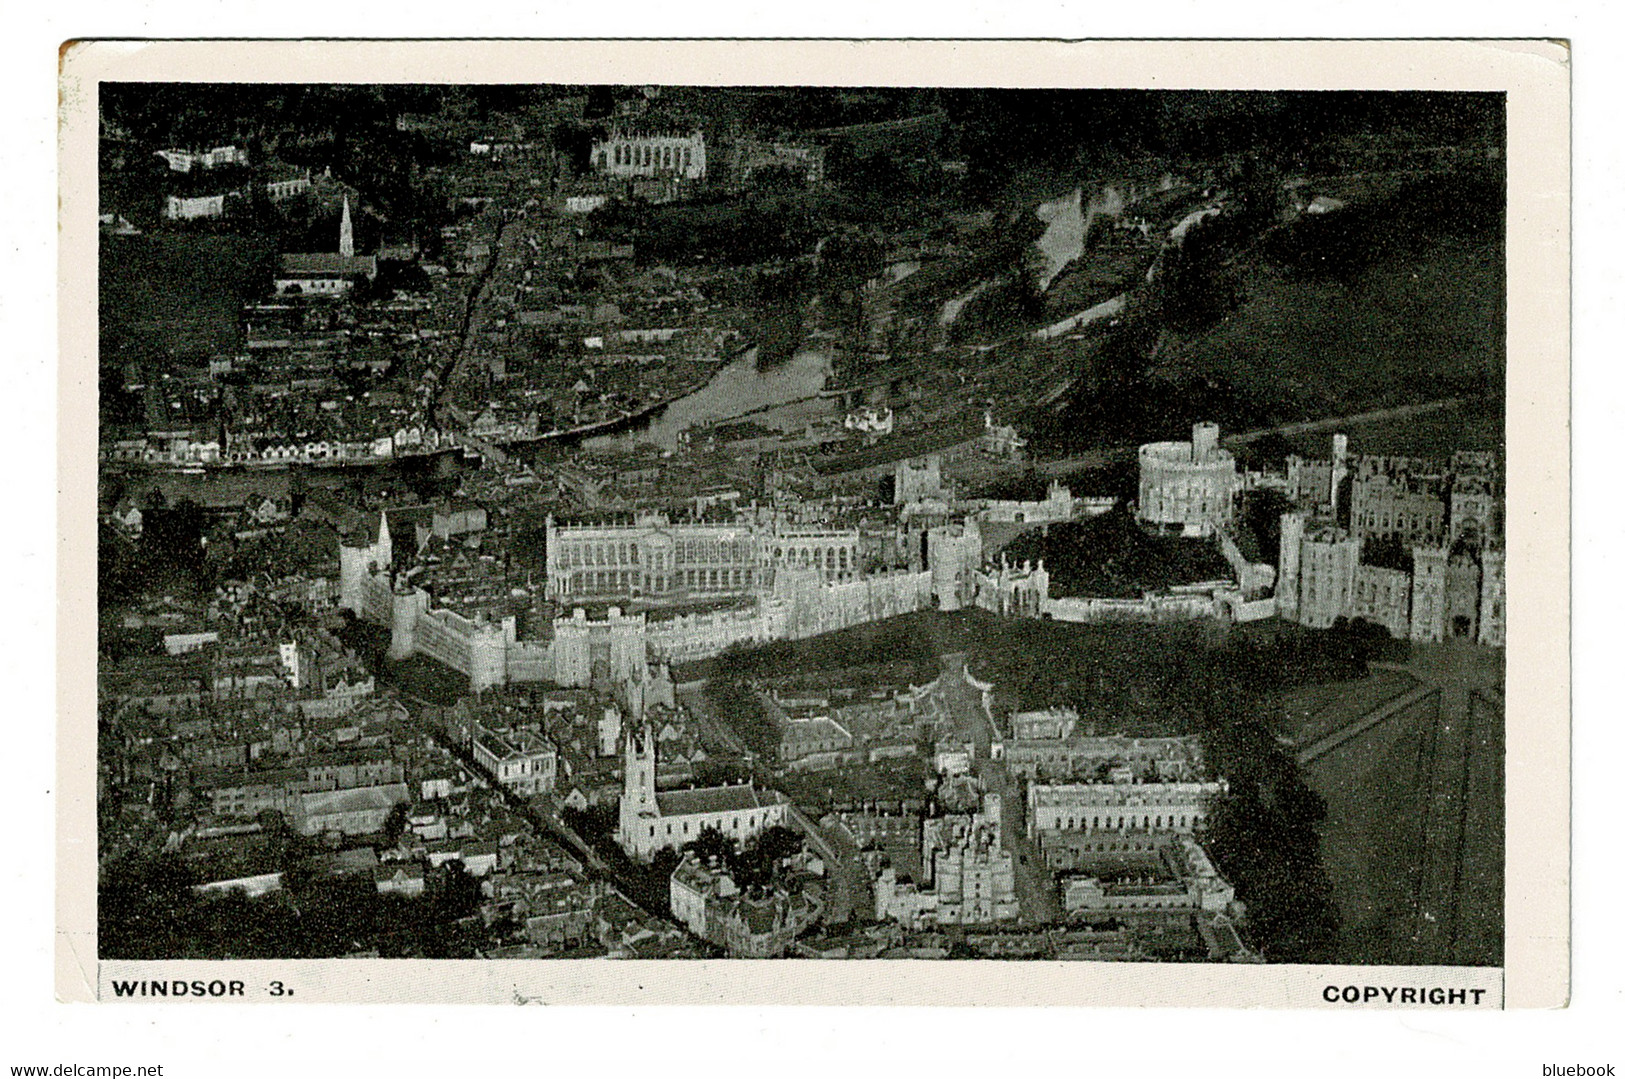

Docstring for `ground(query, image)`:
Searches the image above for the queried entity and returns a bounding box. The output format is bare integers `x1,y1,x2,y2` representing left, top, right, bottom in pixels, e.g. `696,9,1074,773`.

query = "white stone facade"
591,131,707,180
1027,780,1227,837
1137,422,1238,537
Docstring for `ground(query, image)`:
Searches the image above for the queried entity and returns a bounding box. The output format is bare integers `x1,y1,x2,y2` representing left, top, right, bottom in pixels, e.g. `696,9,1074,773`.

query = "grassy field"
1307,691,1441,964
1154,167,1505,450
1303,659,1503,966
697,609,1212,736
1276,668,1416,746
997,508,1233,599
698,609,1384,742
1276,395,1505,460
1452,691,1506,967
1156,232,1502,427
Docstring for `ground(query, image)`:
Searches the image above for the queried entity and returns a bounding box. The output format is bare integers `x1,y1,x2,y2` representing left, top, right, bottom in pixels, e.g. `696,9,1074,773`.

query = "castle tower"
607,606,650,688
617,724,658,855
1191,421,1220,463
338,541,369,615
1409,546,1449,642
339,195,355,258
1330,433,1350,522
551,608,592,688
387,583,428,661
338,510,391,617
928,517,984,609
1276,511,1304,620
467,622,509,693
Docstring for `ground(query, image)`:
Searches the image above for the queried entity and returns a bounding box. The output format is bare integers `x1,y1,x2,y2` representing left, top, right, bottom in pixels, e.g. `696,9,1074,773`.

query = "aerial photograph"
94,84,1505,966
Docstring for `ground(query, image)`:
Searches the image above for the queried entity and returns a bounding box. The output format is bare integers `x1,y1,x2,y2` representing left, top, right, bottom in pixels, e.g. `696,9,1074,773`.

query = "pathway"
936,653,1061,925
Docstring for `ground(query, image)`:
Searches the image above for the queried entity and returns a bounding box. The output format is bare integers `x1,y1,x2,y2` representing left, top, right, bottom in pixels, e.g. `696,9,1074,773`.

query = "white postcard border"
58,38,1570,1008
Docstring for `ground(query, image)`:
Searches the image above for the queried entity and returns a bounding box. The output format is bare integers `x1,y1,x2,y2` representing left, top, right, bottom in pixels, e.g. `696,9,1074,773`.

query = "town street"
936,653,1061,925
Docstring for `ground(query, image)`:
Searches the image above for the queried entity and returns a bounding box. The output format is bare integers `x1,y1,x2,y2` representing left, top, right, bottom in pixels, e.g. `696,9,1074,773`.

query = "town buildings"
1027,778,1227,838
1002,732,1207,784
95,87,1506,969
470,725,558,797
616,723,789,861
1054,834,1236,917
870,793,1019,927
668,854,820,957
155,145,250,171
275,197,378,296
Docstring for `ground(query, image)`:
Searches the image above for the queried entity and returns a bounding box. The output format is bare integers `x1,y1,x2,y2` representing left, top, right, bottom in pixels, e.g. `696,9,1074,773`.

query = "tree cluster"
99,851,490,960
997,506,1234,600
682,824,804,895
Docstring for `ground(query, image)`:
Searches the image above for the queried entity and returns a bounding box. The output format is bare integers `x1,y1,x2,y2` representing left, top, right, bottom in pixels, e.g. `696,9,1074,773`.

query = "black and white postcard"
57,39,1570,1008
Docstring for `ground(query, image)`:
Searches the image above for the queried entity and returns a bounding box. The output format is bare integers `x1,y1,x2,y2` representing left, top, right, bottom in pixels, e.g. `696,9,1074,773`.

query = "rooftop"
655,783,782,818
279,253,379,278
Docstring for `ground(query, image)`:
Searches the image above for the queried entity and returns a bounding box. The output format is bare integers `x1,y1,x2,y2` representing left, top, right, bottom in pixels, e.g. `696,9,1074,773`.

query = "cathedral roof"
278,252,378,278
655,783,782,819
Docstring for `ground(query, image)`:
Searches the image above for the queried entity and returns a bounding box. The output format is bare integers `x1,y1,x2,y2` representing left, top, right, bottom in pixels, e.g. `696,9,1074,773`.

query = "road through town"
936,653,1061,925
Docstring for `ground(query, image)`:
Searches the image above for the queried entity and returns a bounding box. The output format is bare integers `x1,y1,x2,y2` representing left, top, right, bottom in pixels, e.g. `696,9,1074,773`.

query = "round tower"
468,622,508,693
387,584,428,661
338,541,369,615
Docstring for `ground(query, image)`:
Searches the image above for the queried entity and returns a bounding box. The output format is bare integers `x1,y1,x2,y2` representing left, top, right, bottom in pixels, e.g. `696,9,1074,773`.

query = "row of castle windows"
558,541,643,567
1076,897,1190,911
1356,509,1442,536
773,544,853,570
680,539,752,564
1047,839,1160,857
555,538,757,567
611,142,696,172
566,566,754,594
556,539,818,572
1045,812,1202,831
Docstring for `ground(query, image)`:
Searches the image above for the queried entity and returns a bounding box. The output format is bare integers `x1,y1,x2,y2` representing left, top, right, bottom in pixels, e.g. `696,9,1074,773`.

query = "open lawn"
1307,691,1440,964
1304,643,1504,965
1276,394,1505,460
1277,668,1416,745
101,232,274,361
698,609,1205,735
1157,234,1500,424
1155,167,1504,439
698,608,1381,743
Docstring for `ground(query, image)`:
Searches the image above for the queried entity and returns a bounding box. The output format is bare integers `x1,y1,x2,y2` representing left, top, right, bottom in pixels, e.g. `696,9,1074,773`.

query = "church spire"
339,195,354,257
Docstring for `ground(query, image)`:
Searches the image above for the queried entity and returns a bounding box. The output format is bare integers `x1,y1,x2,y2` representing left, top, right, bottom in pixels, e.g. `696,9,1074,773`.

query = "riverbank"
585,343,835,453
99,448,470,508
